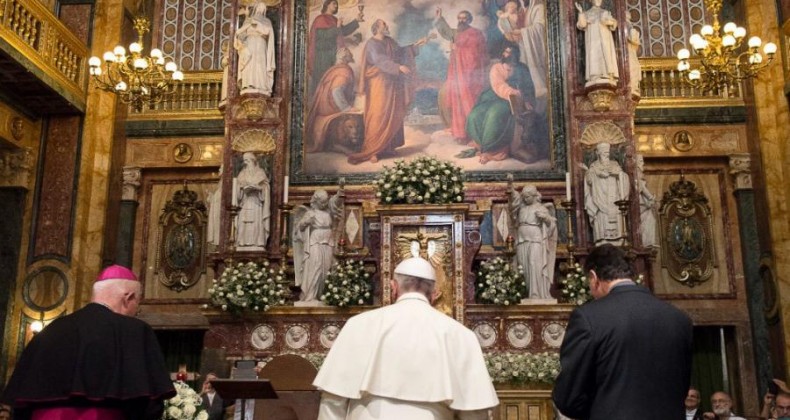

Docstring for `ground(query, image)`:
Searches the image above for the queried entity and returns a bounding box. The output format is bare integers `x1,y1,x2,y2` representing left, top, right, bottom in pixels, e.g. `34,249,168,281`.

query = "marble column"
730,153,772,397
116,167,141,267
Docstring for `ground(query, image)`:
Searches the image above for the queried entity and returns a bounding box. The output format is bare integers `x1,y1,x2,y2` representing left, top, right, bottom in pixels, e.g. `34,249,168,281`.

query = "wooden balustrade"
637,58,745,108
126,70,223,119
0,0,88,108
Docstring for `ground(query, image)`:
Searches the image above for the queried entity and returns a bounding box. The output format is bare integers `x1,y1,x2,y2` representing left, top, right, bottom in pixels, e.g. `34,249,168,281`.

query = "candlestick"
565,172,571,201
231,177,238,207
283,175,289,203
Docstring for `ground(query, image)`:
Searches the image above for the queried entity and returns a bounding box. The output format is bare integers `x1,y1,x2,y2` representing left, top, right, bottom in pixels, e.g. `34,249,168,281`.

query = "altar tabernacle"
1,265,175,420
313,257,499,419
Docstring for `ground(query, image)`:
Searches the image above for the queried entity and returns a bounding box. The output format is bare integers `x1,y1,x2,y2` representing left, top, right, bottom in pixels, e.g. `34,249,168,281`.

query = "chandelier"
88,16,184,111
676,0,776,93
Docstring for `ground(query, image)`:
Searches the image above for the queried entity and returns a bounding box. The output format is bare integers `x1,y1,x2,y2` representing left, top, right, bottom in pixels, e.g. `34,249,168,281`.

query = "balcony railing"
637,58,745,108
125,71,223,119
0,0,88,108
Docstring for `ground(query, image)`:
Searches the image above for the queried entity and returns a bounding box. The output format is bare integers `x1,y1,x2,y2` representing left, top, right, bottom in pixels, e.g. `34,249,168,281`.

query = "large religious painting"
291,0,566,183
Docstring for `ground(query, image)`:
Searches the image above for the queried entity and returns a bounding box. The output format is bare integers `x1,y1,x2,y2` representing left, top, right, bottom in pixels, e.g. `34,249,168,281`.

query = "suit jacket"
552,284,693,420
202,393,226,420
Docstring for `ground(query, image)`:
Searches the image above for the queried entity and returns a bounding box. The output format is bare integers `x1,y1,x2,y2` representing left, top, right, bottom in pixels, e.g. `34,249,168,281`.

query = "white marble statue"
206,165,223,247
507,175,557,301
575,0,619,87
235,152,270,249
636,154,657,247
219,45,230,107
234,1,275,96
293,183,345,306
627,24,642,97
583,142,630,245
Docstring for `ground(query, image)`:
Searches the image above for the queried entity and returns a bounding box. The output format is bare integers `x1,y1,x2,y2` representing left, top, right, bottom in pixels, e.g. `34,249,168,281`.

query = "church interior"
1,0,790,418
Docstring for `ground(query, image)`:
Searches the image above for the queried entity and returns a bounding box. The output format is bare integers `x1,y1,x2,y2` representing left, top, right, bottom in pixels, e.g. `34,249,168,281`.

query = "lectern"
210,378,277,420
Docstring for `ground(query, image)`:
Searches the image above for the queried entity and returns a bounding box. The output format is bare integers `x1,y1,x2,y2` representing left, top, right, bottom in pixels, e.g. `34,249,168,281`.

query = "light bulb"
677,48,690,60
30,320,44,333
689,34,704,50
173,70,184,81
129,42,143,54
88,56,101,67
734,27,746,39
700,25,714,36
133,58,148,69
150,48,163,59
723,22,736,34
677,61,690,72
722,35,736,47
103,51,115,62
764,42,777,55
113,45,126,56
141,86,150,95
749,53,763,64
89,67,100,76
688,70,701,80
748,36,762,48
115,81,128,91
165,62,177,72
156,57,165,65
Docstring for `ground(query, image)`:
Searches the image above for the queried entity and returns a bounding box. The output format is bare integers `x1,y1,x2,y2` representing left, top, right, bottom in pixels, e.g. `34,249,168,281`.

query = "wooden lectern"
210,378,277,420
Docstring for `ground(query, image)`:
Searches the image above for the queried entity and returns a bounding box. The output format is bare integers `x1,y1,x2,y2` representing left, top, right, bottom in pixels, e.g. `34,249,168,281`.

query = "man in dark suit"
686,387,705,420
201,373,227,420
552,244,693,420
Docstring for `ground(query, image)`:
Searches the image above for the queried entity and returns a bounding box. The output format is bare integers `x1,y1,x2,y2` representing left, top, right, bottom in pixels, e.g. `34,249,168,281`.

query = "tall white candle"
283,175,289,203
565,172,572,201
232,177,238,206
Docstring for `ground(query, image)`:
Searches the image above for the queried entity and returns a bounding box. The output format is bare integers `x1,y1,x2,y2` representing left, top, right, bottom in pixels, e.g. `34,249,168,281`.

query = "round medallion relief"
473,322,497,348
506,322,533,349
251,324,274,350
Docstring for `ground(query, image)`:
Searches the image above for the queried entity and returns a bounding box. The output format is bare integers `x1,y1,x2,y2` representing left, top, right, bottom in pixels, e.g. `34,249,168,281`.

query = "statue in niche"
219,44,230,107
583,142,629,245
575,0,619,87
626,23,642,97
235,153,270,249
293,183,345,306
636,155,657,248
235,0,275,96
206,165,223,247
507,175,557,301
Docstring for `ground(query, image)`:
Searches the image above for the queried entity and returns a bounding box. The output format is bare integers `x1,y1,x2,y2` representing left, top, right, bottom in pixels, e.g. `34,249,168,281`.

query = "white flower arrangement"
320,259,372,307
561,263,644,305
374,156,465,205
475,257,525,305
162,381,208,420
485,352,561,385
208,260,288,313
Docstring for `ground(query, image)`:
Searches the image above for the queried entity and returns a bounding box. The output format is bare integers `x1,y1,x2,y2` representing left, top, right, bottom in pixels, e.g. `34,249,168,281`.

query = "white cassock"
313,292,499,420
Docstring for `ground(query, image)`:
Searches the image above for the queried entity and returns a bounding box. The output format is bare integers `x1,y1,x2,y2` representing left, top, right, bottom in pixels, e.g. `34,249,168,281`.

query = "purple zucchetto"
96,265,138,282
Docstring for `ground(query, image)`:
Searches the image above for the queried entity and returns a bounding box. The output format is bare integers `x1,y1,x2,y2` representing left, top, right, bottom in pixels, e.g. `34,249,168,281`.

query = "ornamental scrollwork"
155,184,208,292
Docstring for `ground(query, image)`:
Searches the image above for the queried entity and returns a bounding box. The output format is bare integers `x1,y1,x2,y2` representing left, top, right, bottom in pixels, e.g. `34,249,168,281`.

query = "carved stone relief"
728,153,752,191
155,185,208,292
122,167,142,201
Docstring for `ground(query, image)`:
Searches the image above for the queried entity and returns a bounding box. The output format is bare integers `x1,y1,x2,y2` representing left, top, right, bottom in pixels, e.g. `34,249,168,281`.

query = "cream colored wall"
745,0,790,375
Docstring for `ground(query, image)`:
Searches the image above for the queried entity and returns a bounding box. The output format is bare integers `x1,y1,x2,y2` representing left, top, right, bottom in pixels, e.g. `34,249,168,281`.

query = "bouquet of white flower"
208,260,288,313
320,259,371,307
162,381,208,420
375,156,465,205
485,352,560,385
561,263,644,305
475,257,525,305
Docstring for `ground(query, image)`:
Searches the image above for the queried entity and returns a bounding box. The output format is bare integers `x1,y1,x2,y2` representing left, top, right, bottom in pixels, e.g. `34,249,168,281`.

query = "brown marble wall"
59,4,93,44
31,116,82,262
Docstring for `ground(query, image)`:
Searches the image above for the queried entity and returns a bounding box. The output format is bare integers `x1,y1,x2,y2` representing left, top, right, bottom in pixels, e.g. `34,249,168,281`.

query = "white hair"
394,273,435,296
92,279,141,307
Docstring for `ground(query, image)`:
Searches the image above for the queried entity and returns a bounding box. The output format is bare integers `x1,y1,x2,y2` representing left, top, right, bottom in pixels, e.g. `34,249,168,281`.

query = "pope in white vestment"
313,257,499,420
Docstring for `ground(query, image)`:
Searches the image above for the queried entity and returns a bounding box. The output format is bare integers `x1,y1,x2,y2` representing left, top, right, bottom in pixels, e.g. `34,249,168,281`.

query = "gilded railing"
126,70,223,119
637,58,745,108
0,0,88,109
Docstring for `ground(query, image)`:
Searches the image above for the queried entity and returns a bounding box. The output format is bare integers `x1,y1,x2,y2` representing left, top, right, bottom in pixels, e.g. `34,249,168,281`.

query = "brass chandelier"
676,0,776,93
88,16,184,111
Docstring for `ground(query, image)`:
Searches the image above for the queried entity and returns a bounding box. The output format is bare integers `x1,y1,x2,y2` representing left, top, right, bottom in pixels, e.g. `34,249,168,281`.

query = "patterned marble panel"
160,0,233,70
59,4,92,44
31,116,81,262
627,0,706,57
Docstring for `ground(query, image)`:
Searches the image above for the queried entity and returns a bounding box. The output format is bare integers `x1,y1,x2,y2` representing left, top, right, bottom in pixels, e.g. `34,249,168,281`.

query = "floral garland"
375,156,465,205
162,381,208,420
208,260,288,313
485,352,560,385
561,263,644,305
320,259,372,307
475,256,525,305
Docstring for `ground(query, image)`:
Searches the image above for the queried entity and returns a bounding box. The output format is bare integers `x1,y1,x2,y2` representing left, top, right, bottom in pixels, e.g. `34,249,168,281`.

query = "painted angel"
292,182,345,305
507,175,557,300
